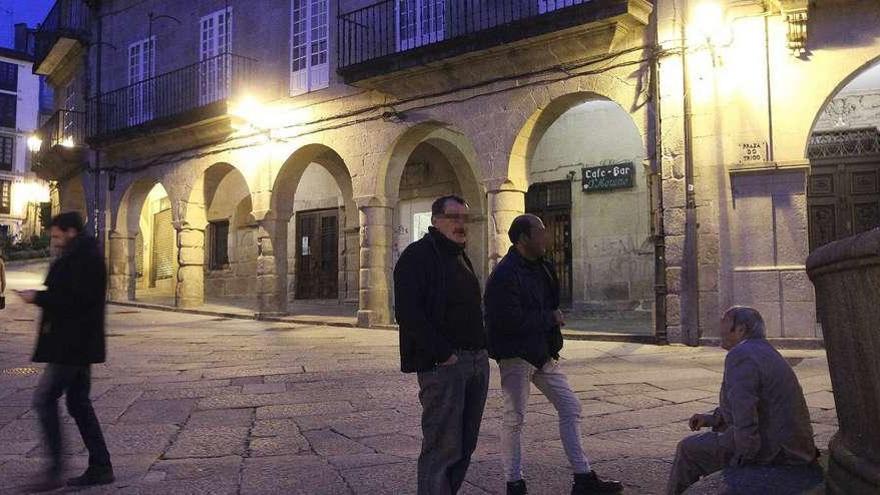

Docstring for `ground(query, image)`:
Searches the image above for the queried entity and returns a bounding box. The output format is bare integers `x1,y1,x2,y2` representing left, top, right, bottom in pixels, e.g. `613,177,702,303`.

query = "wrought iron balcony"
88,53,258,142
337,0,651,83
31,109,87,181
33,0,91,75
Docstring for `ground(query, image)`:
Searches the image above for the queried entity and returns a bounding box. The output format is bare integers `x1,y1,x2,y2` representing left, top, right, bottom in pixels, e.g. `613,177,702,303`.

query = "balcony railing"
33,0,91,73
38,109,87,151
338,0,601,71
89,53,258,141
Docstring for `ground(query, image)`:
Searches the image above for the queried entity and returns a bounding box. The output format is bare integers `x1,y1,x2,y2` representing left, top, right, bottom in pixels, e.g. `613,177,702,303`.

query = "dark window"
0,135,12,171
0,94,16,128
0,180,10,214
209,220,230,270
0,62,17,92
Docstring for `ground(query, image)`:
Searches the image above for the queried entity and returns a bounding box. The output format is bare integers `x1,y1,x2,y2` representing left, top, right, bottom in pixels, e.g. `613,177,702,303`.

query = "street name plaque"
581,162,635,192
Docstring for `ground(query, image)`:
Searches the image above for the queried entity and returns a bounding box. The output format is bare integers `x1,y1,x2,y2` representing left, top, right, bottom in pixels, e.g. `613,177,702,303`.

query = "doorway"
295,208,339,299
526,180,573,306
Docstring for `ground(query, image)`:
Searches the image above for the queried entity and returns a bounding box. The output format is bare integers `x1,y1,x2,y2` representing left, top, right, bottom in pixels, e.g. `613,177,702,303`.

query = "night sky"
0,0,55,48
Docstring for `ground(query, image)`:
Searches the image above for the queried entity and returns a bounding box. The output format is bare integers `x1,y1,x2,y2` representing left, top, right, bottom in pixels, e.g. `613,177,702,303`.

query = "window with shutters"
0,135,13,171
0,93,15,128
0,62,17,92
208,220,230,270
128,37,156,125
290,0,329,96
0,180,10,214
200,8,233,104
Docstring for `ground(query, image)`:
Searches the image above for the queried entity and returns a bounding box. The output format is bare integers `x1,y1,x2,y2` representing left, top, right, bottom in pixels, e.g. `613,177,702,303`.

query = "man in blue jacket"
394,195,489,495
485,214,622,495
18,212,113,491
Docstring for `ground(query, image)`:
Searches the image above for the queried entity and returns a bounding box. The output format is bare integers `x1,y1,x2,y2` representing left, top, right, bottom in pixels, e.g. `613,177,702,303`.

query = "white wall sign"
739,142,768,164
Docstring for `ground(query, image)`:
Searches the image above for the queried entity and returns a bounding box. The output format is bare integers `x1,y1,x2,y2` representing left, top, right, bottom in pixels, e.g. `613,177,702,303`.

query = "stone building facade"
29,0,880,345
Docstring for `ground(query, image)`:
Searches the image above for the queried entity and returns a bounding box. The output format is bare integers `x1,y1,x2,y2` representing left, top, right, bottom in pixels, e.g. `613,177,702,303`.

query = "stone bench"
683,464,825,495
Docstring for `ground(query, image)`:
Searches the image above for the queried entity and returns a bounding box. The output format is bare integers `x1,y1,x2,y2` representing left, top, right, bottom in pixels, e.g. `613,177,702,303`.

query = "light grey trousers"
499,357,591,482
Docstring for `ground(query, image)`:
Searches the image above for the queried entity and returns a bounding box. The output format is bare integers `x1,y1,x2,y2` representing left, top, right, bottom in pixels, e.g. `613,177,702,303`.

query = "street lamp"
27,134,42,153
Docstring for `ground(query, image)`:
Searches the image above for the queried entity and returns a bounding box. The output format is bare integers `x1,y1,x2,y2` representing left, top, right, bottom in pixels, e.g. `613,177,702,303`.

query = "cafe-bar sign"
582,162,635,192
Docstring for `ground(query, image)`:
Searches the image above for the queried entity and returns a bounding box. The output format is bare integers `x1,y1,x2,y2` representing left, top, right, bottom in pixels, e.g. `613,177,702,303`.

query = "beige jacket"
707,339,817,466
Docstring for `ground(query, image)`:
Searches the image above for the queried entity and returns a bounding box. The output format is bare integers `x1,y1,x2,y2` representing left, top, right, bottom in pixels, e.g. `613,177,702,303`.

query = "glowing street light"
60,137,75,148
688,2,731,47
27,134,43,153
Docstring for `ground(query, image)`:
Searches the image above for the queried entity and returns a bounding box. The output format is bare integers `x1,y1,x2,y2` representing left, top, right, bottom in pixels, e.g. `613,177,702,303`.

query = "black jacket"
32,235,107,365
484,247,563,368
394,228,482,373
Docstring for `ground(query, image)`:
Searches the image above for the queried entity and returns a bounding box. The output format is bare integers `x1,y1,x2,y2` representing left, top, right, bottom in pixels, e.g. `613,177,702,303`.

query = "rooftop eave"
34,36,84,76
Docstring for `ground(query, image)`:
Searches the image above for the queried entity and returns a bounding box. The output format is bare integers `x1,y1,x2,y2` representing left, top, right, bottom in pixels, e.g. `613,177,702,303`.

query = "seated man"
666,306,818,495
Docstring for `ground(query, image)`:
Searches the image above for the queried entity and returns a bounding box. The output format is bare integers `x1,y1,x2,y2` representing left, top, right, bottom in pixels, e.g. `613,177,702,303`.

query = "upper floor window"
290,0,328,96
397,0,445,51
200,8,233,103
0,94,16,128
128,37,156,126
0,62,17,92
0,135,13,171
0,180,10,215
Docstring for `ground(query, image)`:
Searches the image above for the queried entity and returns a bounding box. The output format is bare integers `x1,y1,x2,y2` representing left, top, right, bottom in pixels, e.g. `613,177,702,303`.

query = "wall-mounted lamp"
785,9,808,55
27,134,43,153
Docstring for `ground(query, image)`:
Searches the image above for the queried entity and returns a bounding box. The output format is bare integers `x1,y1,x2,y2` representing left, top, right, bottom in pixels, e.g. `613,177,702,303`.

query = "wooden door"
296,209,339,299
808,160,880,252
526,181,573,306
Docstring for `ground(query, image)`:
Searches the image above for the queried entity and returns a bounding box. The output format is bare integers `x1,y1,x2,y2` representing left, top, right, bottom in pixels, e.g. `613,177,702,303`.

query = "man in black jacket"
18,212,113,490
485,214,622,495
394,195,489,495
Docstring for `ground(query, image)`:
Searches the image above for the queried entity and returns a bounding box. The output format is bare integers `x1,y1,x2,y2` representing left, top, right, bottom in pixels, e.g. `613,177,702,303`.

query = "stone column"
107,231,135,301
486,184,526,269
175,225,205,308
807,228,880,494
255,218,287,315
356,197,394,327
342,226,360,303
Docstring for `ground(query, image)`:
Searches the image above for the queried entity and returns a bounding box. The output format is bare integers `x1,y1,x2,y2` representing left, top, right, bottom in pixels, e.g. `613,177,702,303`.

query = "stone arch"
504,90,654,331
181,161,256,308
268,143,358,312
109,177,177,304
508,91,649,191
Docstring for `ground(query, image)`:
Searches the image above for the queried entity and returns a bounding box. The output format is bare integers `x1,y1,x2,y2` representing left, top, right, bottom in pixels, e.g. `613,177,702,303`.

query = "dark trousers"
32,364,111,472
416,349,490,495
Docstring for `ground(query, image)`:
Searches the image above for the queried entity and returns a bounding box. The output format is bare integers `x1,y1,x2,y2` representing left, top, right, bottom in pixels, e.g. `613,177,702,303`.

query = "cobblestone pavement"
0,265,836,494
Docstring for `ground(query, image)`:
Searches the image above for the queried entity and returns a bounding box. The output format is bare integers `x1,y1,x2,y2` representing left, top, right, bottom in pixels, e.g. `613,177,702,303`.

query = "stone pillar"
486,185,525,269
255,218,286,315
356,197,394,327
107,231,135,301
342,226,360,303
175,225,205,308
806,228,880,494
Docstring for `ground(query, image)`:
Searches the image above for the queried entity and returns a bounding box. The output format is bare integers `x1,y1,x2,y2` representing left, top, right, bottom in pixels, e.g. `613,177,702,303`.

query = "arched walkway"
506,93,653,335
268,144,358,315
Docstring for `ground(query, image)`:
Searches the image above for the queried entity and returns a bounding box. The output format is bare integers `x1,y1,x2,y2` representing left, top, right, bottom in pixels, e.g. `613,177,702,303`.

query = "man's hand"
16,290,37,304
688,413,713,431
552,309,565,327
438,353,458,366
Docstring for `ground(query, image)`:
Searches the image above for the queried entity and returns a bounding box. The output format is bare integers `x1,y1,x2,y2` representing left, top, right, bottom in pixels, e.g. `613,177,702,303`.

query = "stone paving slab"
0,280,836,495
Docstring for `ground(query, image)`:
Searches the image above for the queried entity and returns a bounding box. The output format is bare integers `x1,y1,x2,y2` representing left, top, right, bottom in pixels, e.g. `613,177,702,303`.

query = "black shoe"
66,465,115,487
572,471,623,494
507,479,528,495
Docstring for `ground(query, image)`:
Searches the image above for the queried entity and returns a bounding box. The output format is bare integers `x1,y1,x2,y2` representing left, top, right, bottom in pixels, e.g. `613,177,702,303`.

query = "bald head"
720,306,765,350
508,214,547,260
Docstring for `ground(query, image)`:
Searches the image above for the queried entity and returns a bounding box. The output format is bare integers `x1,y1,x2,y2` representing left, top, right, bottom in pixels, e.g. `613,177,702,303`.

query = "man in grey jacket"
666,306,818,495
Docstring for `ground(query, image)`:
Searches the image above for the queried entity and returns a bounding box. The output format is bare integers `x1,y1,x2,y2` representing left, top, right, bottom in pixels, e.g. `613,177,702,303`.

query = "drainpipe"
91,2,104,252
650,41,668,345
680,0,701,346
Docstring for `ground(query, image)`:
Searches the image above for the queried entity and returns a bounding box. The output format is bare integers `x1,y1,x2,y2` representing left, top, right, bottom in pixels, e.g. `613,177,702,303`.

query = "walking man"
394,195,489,495
485,214,622,495
18,212,114,490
